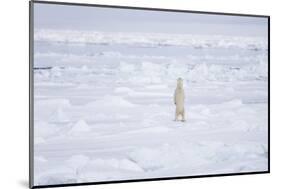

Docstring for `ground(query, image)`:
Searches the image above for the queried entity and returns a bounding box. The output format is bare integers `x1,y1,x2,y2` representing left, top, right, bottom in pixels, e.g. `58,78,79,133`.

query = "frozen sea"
33,29,268,185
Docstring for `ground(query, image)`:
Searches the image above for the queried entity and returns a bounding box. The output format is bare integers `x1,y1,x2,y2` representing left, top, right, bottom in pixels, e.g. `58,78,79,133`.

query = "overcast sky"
34,2,268,37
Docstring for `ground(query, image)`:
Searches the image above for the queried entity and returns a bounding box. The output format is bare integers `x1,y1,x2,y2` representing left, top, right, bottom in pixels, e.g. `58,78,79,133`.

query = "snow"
86,95,136,108
33,28,268,185
49,108,70,123
68,120,91,134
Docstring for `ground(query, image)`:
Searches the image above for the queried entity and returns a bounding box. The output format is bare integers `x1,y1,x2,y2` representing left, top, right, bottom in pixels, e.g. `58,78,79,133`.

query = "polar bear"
174,78,185,122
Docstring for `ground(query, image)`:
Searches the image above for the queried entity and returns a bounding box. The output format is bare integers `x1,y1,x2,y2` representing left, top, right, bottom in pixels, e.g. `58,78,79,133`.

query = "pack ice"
33,29,268,185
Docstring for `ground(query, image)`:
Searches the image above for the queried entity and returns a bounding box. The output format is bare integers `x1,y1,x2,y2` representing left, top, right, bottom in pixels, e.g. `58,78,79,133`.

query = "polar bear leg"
175,110,178,121
181,108,185,122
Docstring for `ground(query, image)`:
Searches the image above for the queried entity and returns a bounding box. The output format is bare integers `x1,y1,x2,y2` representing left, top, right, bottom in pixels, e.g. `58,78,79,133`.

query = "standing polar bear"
174,78,185,122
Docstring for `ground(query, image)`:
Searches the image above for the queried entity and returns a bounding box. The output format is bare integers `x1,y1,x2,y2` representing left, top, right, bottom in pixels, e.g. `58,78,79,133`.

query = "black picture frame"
29,1,270,188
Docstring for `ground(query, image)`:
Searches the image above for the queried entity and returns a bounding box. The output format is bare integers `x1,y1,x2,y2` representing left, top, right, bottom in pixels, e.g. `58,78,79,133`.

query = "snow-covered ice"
33,9,268,186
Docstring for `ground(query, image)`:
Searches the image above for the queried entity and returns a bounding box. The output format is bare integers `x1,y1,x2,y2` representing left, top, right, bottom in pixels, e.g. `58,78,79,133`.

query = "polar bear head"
177,78,183,89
